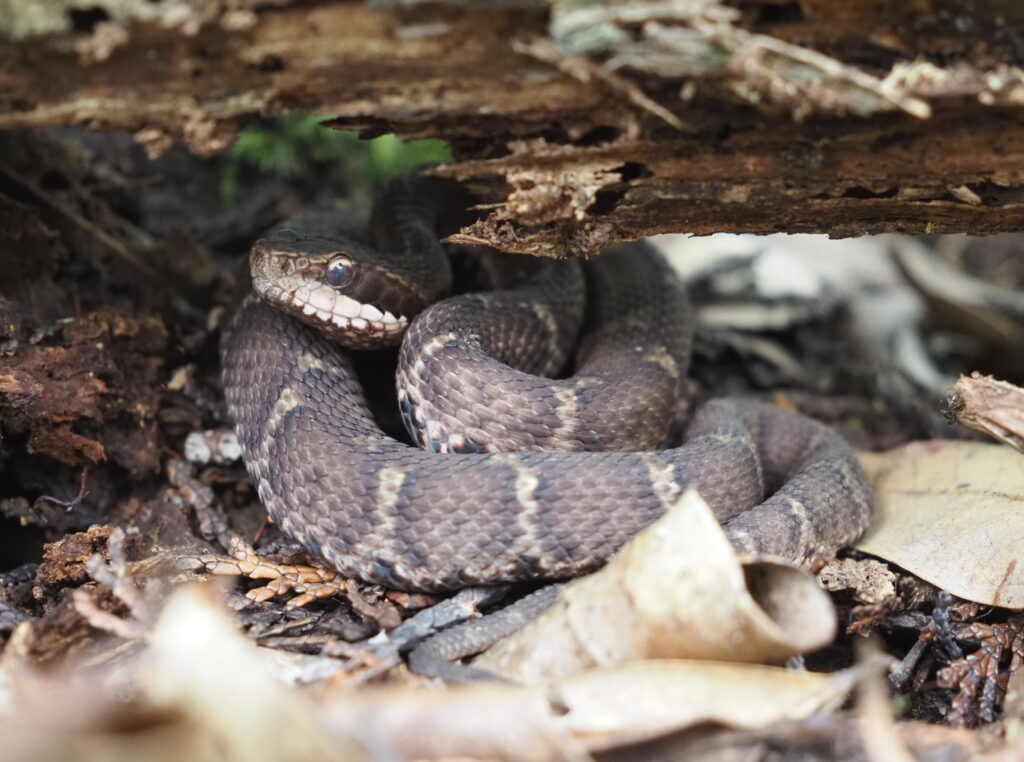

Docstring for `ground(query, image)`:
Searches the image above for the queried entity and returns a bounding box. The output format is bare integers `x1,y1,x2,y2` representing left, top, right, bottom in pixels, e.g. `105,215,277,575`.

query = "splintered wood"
951,373,1024,452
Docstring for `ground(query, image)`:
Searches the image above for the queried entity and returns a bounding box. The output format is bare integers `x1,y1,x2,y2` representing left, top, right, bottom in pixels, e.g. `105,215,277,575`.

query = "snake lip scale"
221,173,873,593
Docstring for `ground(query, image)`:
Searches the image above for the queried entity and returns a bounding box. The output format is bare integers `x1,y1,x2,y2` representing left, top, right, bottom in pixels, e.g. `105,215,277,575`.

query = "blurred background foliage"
217,112,451,204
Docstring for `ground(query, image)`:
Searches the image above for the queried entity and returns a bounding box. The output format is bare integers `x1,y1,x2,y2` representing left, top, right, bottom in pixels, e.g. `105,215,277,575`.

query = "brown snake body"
221,175,872,592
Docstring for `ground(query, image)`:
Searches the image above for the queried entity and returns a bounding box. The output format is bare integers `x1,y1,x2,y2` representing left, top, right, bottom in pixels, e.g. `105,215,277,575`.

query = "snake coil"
221,174,872,592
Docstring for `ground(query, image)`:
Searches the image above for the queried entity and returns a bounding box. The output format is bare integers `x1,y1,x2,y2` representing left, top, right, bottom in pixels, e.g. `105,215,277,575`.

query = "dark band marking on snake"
221,173,873,593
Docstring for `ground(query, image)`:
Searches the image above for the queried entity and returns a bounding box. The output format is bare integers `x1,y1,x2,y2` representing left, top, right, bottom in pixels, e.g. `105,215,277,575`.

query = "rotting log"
2,1,1024,255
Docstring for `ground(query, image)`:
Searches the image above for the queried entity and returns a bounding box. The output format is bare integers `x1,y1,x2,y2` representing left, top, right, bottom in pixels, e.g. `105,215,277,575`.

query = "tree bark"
2,0,1024,255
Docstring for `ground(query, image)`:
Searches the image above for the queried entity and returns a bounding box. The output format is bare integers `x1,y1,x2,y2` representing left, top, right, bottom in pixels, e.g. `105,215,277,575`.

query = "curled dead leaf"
474,490,837,682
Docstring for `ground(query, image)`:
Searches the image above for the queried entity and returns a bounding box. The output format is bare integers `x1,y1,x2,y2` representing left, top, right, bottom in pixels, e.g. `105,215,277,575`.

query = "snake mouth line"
264,282,410,338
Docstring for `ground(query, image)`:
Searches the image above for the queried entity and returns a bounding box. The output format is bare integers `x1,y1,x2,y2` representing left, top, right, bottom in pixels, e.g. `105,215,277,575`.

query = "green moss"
217,112,451,204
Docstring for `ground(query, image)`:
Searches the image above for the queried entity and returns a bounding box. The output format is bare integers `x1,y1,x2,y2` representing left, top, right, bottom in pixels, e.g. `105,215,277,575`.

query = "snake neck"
368,174,467,305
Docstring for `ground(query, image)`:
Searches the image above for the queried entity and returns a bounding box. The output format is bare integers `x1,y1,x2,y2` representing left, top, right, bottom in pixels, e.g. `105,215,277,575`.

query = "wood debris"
950,373,1024,452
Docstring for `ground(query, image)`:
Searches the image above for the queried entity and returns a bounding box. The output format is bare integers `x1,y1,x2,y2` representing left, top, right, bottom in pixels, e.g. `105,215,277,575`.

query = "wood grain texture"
3,2,1024,253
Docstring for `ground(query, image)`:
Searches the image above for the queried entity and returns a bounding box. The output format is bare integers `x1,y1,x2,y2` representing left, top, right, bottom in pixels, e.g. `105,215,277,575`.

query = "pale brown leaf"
857,442,1024,608
551,660,859,752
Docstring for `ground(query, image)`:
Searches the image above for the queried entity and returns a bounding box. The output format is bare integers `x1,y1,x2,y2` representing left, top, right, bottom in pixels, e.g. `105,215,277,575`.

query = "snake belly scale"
221,174,872,592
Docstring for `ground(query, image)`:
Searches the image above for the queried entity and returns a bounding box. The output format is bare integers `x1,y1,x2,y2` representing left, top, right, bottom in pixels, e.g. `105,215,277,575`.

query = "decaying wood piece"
3,0,1024,253
950,373,1024,452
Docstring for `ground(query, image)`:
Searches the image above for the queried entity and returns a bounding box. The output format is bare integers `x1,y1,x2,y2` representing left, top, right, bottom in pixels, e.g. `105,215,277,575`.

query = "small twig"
888,636,929,690
252,515,271,544
71,527,154,641
72,588,148,641
256,634,333,650
334,586,512,681
931,591,965,661
35,467,90,513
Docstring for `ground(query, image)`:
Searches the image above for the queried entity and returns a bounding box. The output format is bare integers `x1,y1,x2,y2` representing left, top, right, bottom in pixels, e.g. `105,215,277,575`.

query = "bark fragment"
3,2,1024,252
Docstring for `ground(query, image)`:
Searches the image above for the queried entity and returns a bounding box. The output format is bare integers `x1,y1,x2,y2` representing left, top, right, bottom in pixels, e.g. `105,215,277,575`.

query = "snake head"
251,216,429,350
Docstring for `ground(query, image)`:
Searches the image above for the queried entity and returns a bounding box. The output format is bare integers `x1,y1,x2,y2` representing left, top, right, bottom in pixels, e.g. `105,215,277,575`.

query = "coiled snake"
221,174,872,592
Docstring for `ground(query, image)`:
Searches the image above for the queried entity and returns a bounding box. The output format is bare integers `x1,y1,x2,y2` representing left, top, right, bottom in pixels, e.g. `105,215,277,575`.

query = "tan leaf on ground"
474,489,837,683
0,585,352,762
550,659,858,752
321,659,857,760
857,441,1024,608
320,684,584,762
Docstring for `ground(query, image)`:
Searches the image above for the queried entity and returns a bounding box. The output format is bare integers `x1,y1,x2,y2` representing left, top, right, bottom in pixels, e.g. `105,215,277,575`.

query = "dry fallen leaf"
319,684,584,762
474,489,838,682
0,541,1004,761
550,659,859,752
10,585,853,761
0,584,351,762
855,638,916,762
140,586,339,760
857,441,1024,608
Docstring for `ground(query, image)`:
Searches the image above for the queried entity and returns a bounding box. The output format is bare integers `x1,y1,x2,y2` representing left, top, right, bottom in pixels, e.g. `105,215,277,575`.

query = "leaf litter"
3,128,1024,759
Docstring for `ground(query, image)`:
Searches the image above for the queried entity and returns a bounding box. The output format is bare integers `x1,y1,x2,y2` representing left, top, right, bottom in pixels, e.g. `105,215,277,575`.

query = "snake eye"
325,256,354,288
